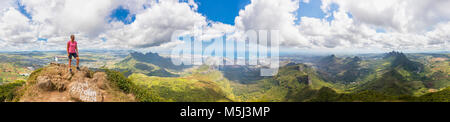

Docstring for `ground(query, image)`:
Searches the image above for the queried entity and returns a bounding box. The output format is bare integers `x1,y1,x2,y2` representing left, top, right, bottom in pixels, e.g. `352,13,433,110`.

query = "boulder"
68,81,104,102
37,76,54,91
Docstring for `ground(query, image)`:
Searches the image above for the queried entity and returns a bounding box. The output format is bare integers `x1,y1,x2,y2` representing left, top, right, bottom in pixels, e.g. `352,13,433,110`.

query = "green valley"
0,51,448,102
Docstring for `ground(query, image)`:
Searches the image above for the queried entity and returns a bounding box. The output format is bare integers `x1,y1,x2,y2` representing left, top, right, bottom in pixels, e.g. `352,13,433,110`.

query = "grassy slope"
129,73,232,102
105,65,233,102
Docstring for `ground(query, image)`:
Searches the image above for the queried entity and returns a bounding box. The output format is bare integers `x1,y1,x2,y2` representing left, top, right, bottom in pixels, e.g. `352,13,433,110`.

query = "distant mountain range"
1,51,448,102
127,52,189,71
315,54,373,83
113,52,191,77
115,51,448,101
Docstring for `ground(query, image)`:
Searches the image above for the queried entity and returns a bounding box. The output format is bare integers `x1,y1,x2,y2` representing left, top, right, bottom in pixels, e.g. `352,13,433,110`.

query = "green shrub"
306,86,450,102
104,69,161,102
27,68,43,84
0,80,26,102
413,87,450,102
104,69,133,93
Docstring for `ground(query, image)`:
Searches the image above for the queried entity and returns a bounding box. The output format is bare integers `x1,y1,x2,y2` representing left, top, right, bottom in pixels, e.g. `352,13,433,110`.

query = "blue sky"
195,0,251,25
297,0,326,22
297,0,339,23
109,6,136,25
19,0,334,27
108,0,253,26
16,0,32,20
108,0,253,25
194,0,334,25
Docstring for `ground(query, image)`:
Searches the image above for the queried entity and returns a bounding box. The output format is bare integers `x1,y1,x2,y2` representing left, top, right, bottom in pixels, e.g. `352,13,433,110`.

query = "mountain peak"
384,51,406,59
352,56,361,61
382,51,424,73
130,51,162,58
319,54,338,64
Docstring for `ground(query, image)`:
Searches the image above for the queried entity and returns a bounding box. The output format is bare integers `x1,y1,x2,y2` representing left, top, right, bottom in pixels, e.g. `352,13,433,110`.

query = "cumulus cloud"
231,0,448,51
102,0,207,48
21,0,118,37
0,7,38,49
0,0,212,51
310,0,450,51
0,0,124,51
0,0,448,52
424,22,450,49
322,0,450,33
235,0,310,47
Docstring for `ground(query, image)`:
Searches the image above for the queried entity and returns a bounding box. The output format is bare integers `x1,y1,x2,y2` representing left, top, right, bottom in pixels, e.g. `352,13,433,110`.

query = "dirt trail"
19,63,134,102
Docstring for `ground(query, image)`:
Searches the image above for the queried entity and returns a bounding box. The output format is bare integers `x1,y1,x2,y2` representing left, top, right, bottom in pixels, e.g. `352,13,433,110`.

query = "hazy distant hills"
219,65,265,84
113,52,190,77
128,52,189,71
112,51,448,101
315,54,373,83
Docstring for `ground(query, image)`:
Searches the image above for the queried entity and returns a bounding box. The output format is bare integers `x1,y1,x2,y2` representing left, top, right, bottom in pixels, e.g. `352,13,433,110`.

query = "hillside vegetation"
109,51,449,102
0,51,448,102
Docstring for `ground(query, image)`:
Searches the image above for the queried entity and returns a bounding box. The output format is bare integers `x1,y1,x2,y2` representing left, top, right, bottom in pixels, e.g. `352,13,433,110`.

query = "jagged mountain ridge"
384,51,424,73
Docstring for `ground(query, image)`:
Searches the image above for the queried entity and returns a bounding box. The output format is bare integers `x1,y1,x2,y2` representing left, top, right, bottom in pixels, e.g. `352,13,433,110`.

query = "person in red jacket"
67,35,79,73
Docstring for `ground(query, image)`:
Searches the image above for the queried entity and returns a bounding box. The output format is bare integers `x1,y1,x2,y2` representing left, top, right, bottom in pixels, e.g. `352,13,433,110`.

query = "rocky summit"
18,63,134,102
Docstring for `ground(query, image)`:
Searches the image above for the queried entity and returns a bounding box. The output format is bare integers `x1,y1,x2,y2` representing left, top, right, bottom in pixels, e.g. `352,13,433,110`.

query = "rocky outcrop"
19,63,134,102
296,75,311,85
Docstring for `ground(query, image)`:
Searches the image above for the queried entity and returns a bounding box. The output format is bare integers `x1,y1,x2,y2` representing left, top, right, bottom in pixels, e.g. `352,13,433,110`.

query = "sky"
0,0,448,53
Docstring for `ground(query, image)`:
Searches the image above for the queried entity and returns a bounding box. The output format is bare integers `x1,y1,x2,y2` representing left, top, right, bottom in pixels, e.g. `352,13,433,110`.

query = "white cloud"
0,0,124,51
322,0,450,33
0,0,212,51
0,7,38,49
0,0,15,10
297,9,380,49
301,0,310,4
0,0,448,52
21,0,118,38
424,22,450,49
307,0,450,51
233,0,448,51
235,0,310,47
102,0,207,48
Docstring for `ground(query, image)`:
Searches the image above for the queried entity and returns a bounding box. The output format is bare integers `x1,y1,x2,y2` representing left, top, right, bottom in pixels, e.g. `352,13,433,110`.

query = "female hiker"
67,35,80,73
